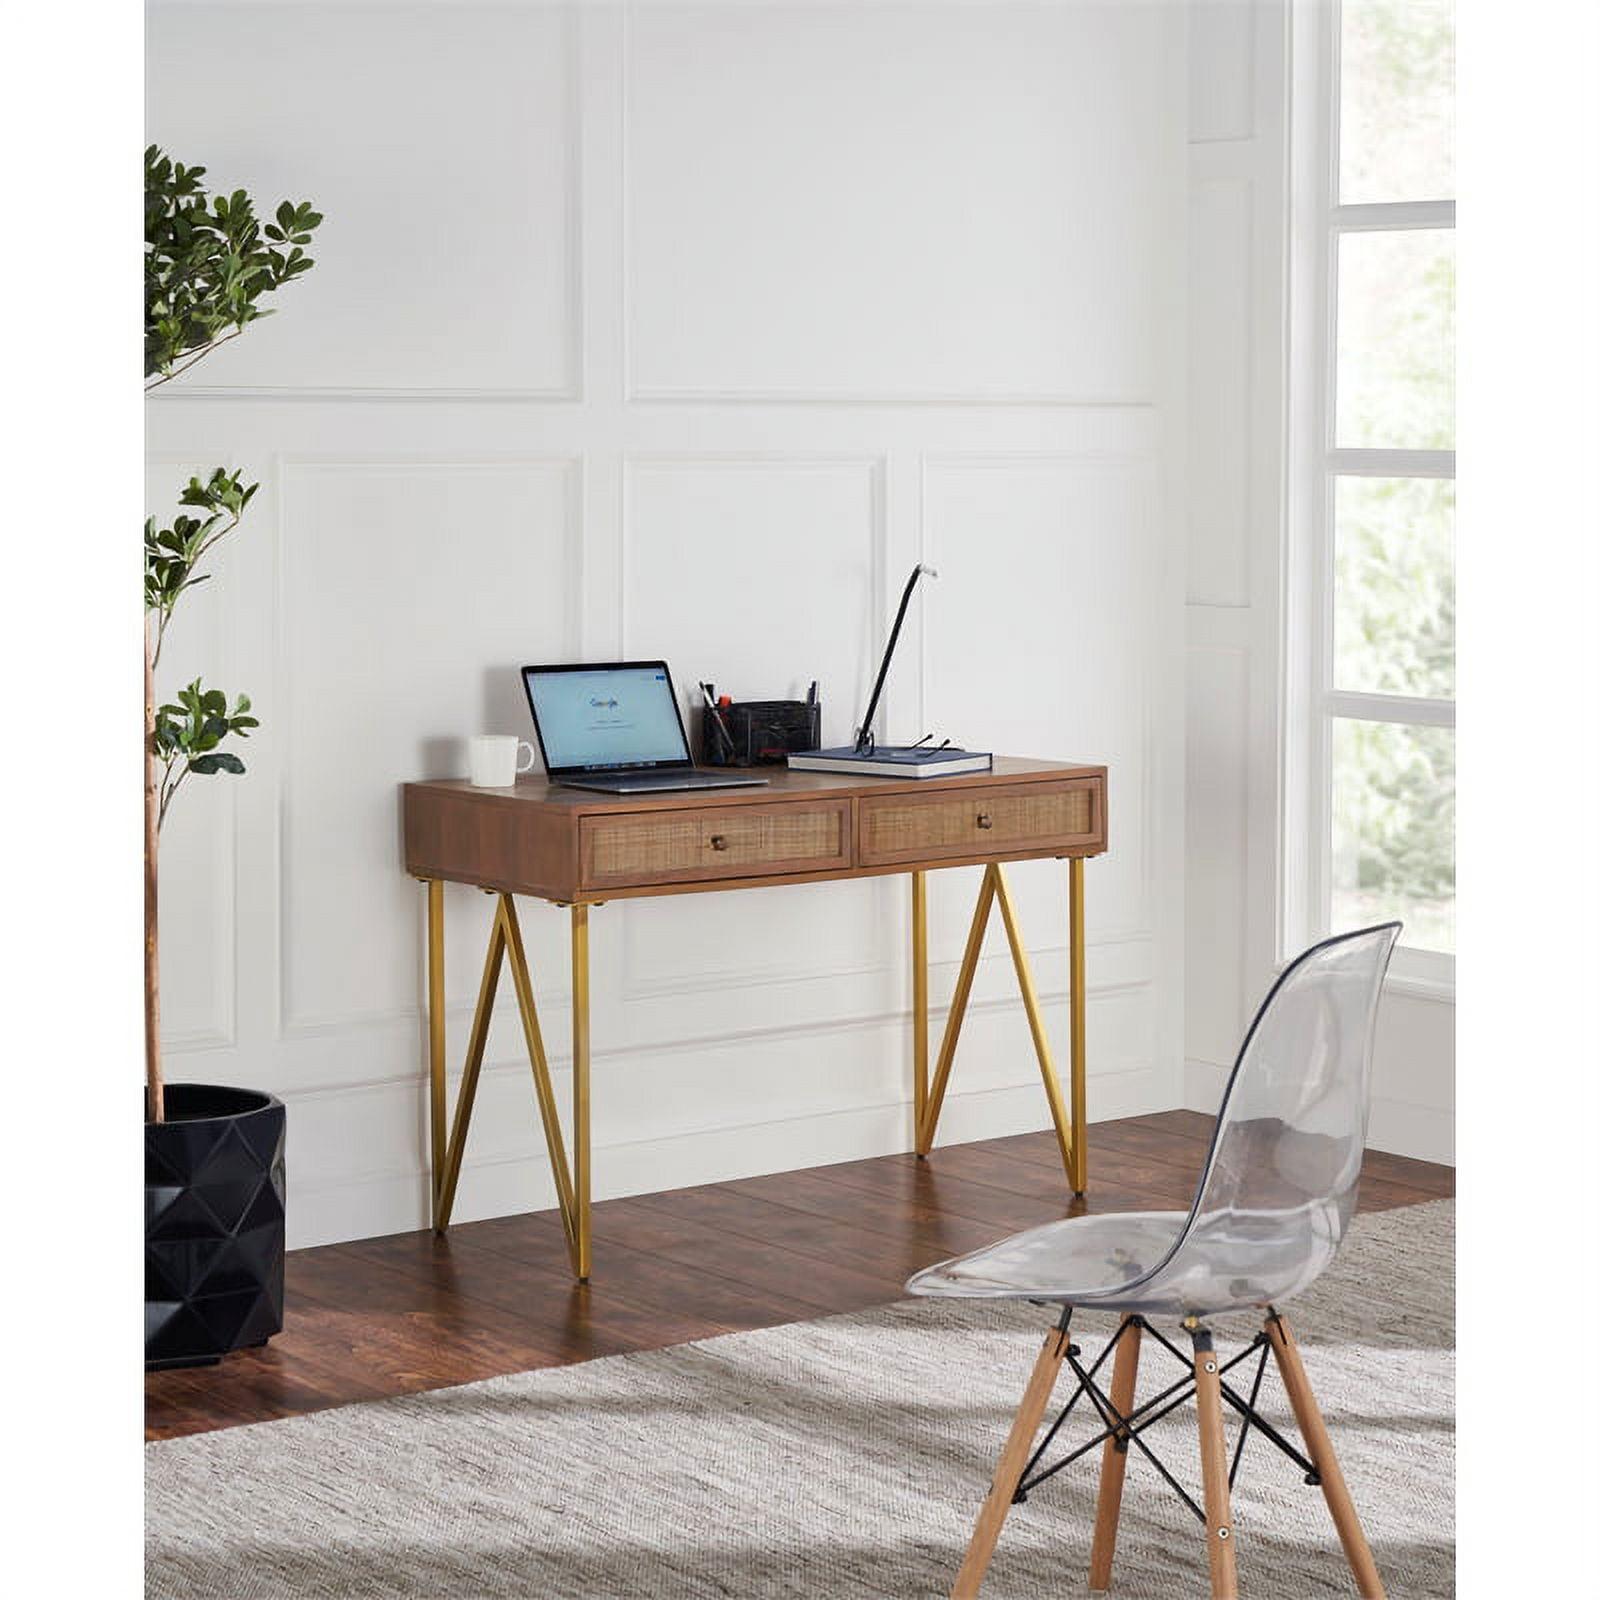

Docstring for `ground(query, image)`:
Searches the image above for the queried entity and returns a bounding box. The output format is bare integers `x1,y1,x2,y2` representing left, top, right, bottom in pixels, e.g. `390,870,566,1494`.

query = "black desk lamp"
854,563,938,755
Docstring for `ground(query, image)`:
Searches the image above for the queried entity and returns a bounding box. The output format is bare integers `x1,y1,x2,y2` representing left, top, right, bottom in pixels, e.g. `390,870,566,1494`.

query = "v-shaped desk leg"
913,860,1087,1195
426,887,592,1280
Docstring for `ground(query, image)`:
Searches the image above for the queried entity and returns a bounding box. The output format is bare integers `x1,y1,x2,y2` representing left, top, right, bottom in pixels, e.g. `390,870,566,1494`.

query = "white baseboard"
1360,1097,1456,1167
285,1063,1169,1250
1182,1057,1455,1167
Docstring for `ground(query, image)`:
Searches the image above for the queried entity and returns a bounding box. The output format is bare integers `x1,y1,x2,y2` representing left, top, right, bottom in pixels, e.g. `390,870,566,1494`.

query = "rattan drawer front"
858,779,1101,866
580,799,852,888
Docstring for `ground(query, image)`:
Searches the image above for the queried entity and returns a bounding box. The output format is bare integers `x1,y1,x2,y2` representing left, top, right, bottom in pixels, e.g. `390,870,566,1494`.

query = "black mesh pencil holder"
701,700,822,766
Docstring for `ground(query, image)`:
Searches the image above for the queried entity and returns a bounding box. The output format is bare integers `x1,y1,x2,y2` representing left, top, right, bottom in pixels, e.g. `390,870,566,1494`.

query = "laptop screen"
523,663,691,773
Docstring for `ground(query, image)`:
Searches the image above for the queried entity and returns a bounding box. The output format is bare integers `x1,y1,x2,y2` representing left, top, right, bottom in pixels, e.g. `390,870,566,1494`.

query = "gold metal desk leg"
916,859,1089,1196
992,864,1076,1190
501,897,576,1234
917,865,997,1154
571,903,592,1282
430,892,595,1280
434,897,508,1232
911,871,928,1141
425,880,446,1210
1068,856,1087,1196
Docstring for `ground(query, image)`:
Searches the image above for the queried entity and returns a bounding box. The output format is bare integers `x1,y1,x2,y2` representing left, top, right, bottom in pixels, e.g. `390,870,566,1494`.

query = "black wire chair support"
1012,1308,1321,1527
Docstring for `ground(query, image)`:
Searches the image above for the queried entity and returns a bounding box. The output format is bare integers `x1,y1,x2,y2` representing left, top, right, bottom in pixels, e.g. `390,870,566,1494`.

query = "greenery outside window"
1289,0,1455,982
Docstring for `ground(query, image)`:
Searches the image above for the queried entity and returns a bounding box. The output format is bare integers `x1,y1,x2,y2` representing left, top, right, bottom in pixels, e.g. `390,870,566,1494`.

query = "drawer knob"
976,811,993,830
709,833,728,851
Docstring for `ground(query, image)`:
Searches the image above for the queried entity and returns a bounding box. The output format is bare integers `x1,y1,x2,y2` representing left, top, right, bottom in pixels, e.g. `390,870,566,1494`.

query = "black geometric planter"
145,1084,286,1371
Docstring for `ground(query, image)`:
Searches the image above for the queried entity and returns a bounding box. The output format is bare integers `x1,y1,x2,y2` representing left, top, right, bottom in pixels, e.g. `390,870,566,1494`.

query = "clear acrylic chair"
908,923,1401,1600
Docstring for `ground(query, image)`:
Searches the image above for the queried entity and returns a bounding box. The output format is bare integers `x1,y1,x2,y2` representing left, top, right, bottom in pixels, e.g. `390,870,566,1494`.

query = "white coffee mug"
469,734,537,787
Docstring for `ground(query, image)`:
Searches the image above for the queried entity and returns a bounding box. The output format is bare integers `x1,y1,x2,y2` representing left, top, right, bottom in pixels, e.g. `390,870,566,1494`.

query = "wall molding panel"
920,451,1161,948
274,456,584,1037
1188,0,1259,147
621,2,1176,406
147,453,244,1053
146,1,585,400
146,0,1192,1248
1187,176,1256,609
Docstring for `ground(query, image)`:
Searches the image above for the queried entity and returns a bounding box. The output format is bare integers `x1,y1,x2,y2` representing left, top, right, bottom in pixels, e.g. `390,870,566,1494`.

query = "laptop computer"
521,661,770,794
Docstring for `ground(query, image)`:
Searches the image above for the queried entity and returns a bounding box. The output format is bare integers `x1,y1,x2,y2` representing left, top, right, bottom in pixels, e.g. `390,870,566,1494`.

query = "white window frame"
1285,0,1455,996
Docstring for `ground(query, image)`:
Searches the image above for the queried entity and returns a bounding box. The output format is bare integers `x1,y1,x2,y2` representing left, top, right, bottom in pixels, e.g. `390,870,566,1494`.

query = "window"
1289,0,1455,978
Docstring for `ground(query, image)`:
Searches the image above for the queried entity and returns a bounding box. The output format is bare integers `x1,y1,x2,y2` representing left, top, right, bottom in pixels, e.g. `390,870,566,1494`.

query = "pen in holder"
699,688,822,767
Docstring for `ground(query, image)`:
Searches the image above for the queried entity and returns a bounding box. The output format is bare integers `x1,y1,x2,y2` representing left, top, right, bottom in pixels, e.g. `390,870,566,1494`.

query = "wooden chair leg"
1265,1312,1387,1599
1087,1315,1143,1592
1191,1325,1239,1600
951,1322,1071,1600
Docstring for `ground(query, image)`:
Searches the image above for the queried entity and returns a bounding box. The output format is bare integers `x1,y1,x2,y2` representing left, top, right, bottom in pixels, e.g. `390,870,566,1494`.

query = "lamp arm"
855,563,936,753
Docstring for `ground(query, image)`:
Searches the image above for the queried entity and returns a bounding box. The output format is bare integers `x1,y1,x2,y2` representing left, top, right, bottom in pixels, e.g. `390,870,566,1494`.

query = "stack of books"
787,745,992,779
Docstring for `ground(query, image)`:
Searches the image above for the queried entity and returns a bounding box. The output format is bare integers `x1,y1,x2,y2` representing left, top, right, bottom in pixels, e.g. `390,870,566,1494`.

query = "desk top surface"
404,755,1104,815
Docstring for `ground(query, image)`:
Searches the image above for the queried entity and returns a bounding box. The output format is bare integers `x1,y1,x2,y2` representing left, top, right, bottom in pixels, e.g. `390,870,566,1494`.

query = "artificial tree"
144,145,320,1121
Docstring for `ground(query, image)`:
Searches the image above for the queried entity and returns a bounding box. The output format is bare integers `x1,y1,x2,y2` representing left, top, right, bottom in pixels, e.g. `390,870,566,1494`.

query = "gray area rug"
147,1199,1454,1598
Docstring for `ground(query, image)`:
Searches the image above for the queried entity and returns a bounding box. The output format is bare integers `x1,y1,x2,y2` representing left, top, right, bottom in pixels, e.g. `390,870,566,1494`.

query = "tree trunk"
145,626,164,1123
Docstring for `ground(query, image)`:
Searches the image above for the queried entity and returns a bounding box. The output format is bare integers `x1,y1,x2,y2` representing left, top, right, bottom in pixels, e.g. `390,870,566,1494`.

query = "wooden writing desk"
403,756,1107,1279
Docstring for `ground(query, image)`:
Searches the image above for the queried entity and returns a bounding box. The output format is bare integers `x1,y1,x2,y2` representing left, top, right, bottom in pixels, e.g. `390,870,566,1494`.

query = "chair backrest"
1194,921,1399,1227
1164,923,1401,1307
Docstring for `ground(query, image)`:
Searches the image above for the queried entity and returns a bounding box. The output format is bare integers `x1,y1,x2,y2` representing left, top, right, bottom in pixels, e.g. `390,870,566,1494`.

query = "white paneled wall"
1183,0,1454,1162
147,0,1189,1248
624,1,1172,402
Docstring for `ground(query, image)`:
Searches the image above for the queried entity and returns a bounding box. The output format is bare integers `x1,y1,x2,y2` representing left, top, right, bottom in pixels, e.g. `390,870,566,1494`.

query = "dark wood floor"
145,1111,1453,1442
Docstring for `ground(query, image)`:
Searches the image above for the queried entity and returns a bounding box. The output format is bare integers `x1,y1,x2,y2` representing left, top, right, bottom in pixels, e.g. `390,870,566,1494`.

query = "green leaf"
146,147,323,386
189,752,246,777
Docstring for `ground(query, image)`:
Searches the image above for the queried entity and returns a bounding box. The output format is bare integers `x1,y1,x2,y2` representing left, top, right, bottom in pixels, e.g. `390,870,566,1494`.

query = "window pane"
1333,476,1454,698
1339,0,1455,204
1331,719,1454,952
1335,228,1454,449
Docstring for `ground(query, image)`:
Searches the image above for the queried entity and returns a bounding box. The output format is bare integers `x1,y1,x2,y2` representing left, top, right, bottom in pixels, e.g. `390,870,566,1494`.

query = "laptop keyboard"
634,772,735,787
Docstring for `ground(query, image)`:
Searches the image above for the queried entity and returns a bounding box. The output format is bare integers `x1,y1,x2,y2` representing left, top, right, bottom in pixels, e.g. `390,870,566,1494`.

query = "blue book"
787,745,993,779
